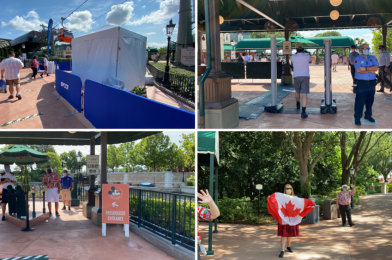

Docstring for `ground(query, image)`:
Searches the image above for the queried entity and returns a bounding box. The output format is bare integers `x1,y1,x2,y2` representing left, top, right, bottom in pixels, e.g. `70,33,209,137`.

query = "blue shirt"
244,55,250,62
354,55,379,80
379,50,390,67
60,175,74,189
348,51,360,65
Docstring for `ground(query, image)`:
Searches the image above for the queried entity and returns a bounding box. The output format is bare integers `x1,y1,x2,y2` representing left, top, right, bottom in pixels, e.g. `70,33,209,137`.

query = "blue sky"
0,0,189,48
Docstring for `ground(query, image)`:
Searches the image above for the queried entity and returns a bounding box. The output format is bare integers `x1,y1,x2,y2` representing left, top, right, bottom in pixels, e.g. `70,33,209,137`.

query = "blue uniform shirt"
60,175,74,189
348,51,359,64
354,55,379,80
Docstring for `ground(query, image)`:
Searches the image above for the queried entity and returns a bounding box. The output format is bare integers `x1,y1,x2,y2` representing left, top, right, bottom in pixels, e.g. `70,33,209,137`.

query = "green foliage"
22,167,30,192
250,32,285,39
371,28,392,54
131,85,147,96
107,145,123,172
18,49,22,57
314,31,342,37
180,133,195,170
136,133,172,171
150,62,194,77
60,150,86,173
46,152,62,174
215,197,262,224
158,47,166,55
388,184,392,193
186,175,195,186
119,142,137,172
301,181,311,198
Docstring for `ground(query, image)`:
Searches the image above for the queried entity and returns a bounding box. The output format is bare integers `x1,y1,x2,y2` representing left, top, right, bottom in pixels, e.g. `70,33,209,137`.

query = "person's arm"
0,63,4,79
197,189,220,219
71,182,74,191
351,184,356,194
357,66,379,73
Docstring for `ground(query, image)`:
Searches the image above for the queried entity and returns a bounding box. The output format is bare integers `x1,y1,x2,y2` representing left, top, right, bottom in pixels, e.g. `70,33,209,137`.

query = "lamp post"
76,151,82,173
230,40,236,61
162,19,176,88
255,184,263,216
350,166,355,208
355,38,359,49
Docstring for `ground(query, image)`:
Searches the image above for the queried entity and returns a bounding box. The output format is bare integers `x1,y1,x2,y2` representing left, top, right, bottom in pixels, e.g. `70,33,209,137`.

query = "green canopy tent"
197,131,219,255
0,145,49,188
146,47,158,53
277,35,319,48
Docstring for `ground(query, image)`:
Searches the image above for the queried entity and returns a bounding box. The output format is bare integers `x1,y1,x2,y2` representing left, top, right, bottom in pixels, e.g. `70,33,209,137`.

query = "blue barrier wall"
39,65,45,70
84,80,195,129
55,70,82,112
58,61,72,71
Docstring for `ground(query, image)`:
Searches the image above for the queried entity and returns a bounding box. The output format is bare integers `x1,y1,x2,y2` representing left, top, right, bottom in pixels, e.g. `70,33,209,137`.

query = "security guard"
60,169,74,211
353,44,379,126
348,45,360,84
377,45,392,92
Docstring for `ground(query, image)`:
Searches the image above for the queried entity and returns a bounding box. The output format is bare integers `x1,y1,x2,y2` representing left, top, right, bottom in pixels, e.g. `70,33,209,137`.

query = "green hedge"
150,62,194,77
388,184,392,193
186,175,195,186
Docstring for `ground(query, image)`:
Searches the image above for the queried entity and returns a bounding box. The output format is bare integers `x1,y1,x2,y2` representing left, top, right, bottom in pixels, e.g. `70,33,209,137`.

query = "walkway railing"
147,63,195,102
129,188,195,251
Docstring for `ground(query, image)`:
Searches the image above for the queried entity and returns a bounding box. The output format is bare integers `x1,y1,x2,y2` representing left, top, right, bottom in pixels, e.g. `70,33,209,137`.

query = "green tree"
250,31,285,39
46,152,62,174
158,47,166,55
314,31,342,37
107,145,123,172
371,28,392,54
59,150,87,173
180,133,195,171
136,133,171,171
168,143,185,171
119,142,138,172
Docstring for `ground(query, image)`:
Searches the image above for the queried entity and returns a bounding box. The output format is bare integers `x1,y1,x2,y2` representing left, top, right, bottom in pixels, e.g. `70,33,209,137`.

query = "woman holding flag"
267,184,316,258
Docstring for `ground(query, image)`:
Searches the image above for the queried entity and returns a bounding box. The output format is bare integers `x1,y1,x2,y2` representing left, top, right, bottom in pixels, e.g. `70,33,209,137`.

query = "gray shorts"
294,76,310,94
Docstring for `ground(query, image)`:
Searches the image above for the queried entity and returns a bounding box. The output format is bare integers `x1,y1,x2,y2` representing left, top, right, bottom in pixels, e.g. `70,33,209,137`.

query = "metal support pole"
163,36,171,88
207,153,214,255
21,191,34,232
382,25,387,48
42,191,46,214
324,39,332,106
265,38,283,113
32,192,36,218
213,166,218,233
258,190,260,216
171,194,177,245
351,176,354,208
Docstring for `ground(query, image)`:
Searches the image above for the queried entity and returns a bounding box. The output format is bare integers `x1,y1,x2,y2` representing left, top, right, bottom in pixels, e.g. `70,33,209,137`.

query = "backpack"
27,60,33,68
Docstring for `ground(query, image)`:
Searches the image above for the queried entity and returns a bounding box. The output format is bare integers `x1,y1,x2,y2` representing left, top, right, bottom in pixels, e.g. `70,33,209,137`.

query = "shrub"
215,197,261,224
186,175,195,186
387,184,392,193
366,190,378,195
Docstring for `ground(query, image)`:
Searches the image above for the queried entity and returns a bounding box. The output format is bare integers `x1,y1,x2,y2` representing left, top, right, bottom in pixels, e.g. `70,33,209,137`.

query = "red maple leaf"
280,201,301,222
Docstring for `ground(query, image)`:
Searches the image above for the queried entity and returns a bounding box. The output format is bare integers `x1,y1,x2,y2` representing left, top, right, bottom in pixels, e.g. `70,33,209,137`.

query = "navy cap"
46,165,51,168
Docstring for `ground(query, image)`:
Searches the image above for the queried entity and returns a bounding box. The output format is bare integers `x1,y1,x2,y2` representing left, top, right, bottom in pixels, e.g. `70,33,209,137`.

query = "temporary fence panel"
84,80,195,129
59,61,72,71
55,69,82,113
247,62,283,79
39,64,45,70
221,62,245,78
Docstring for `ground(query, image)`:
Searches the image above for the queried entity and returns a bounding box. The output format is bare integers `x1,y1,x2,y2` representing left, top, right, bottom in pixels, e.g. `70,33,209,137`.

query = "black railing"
147,63,195,103
129,188,195,251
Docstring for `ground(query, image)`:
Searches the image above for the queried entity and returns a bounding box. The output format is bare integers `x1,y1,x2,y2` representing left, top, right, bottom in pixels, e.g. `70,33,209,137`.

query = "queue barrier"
221,62,245,79
58,61,72,71
84,79,195,129
247,62,283,79
55,69,82,113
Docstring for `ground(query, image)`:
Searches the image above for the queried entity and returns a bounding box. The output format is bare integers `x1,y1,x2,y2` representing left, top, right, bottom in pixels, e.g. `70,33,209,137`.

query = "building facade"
55,45,72,58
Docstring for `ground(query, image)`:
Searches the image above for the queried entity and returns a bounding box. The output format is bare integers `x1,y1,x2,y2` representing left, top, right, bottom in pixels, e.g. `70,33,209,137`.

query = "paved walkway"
0,68,192,129
0,201,175,260
231,65,392,129
199,193,392,260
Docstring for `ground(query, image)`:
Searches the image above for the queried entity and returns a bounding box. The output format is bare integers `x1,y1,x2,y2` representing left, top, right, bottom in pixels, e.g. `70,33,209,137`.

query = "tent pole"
213,166,218,233
207,153,214,255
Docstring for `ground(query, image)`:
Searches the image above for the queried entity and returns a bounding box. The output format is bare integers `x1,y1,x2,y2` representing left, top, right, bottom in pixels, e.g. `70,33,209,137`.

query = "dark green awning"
198,131,219,166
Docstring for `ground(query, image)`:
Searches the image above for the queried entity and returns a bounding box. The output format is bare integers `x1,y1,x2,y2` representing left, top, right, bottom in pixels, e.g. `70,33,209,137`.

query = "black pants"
339,204,353,225
32,67,38,78
379,66,392,90
350,65,356,84
354,80,376,119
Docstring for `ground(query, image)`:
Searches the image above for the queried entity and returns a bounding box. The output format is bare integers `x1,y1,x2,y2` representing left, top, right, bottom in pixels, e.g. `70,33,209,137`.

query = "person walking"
0,51,24,100
353,44,379,126
197,189,220,260
336,184,356,227
376,45,392,93
40,55,50,78
290,45,312,119
41,165,61,217
29,56,38,81
0,164,17,221
60,170,74,211
348,45,360,84
331,52,339,71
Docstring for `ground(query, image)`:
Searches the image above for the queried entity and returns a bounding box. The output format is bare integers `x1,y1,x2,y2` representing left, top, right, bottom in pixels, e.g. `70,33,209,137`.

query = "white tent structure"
72,25,147,91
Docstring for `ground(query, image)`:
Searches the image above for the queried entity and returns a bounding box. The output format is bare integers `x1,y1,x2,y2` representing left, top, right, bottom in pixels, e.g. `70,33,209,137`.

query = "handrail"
199,0,212,129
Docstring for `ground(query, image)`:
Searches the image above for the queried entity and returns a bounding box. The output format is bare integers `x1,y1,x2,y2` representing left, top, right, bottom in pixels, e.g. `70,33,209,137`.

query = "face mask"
285,189,292,195
363,49,369,55
343,188,347,192
47,169,52,173
378,49,382,52
63,172,67,176
351,49,355,52
5,167,10,172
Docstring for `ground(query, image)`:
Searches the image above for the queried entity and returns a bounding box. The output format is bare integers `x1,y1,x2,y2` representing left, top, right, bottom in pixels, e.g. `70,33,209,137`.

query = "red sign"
102,184,129,224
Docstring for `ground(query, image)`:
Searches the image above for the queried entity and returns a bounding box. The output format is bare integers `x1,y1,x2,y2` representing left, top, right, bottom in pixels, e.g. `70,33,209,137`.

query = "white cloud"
1,10,47,31
148,41,167,48
145,32,156,35
300,31,316,37
162,26,178,35
7,32,12,34
63,11,94,32
128,0,179,25
142,5,146,8
106,2,135,26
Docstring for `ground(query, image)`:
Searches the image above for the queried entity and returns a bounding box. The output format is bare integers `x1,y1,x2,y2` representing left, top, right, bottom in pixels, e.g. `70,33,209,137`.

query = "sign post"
102,184,130,237
180,47,195,67
86,155,100,175
255,184,263,215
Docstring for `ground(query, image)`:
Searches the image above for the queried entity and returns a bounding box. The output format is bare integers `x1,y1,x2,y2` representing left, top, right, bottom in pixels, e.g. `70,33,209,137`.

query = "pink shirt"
331,54,339,63
336,191,354,205
31,59,38,68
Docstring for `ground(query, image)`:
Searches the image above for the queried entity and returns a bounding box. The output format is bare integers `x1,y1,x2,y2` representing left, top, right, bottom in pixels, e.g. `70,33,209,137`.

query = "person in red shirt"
336,184,356,227
29,56,39,80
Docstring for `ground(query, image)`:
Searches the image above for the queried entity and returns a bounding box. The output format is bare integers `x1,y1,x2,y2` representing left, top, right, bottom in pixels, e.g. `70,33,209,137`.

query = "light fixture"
22,43,25,49
148,48,150,52
330,0,342,6
76,151,82,163
202,35,206,41
219,15,224,25
350,166,355,176
330,10,339,20
166,19,176,36
69,131,76,134
355,38,359,45
231,40,236,46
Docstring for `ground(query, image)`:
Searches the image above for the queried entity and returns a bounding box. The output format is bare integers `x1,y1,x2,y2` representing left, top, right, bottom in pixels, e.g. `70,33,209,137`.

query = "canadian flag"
267,192,315,226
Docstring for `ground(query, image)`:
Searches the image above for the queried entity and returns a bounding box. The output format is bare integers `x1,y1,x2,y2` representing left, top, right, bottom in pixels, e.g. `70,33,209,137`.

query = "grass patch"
150,62,194,77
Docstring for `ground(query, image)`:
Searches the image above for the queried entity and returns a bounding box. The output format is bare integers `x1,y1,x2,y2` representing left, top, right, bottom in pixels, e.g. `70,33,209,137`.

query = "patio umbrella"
0,145,49,188
277,35,319,48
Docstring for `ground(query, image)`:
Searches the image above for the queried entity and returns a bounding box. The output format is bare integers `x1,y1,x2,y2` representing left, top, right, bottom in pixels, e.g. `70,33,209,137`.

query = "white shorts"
47,188,59,202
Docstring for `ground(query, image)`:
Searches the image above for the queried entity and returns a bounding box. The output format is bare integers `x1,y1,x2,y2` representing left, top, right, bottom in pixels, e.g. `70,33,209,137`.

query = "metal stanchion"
42,191,46,214
21,191,35,232
32,192,36,218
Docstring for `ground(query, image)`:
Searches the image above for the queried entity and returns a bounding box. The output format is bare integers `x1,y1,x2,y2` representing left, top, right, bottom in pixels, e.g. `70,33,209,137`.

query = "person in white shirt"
290,46,313,119
331,52,339,72
40,55,50,78
0,164,18,221
0,51,24,100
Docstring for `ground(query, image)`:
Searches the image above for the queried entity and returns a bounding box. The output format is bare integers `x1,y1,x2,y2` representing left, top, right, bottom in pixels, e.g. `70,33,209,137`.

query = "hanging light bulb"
219,16,224,25
69,131,76,134
330,10,340,20
330,0,342,6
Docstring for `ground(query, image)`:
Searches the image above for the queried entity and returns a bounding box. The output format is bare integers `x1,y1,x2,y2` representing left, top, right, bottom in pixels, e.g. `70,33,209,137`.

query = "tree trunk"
299,161,310,198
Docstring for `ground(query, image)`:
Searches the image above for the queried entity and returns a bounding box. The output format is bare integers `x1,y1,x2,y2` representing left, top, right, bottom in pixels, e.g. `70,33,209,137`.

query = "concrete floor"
0,200,176,260
199,193,392,260
0,68,193,129
229,65,392,129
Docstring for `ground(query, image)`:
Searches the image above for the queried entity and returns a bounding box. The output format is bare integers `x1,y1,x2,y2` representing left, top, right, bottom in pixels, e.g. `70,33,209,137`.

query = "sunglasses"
285,188,292,190
361,48,370,50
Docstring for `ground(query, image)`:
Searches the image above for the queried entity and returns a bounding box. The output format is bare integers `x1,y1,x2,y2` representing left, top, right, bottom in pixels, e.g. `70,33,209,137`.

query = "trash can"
323,200,338,220
306,205,320,224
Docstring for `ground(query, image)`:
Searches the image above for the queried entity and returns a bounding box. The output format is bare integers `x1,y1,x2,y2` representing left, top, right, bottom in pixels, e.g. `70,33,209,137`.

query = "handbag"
0,79,7,93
